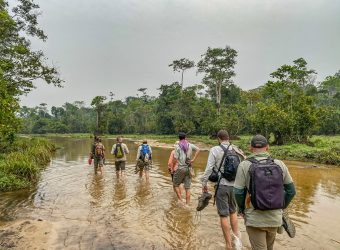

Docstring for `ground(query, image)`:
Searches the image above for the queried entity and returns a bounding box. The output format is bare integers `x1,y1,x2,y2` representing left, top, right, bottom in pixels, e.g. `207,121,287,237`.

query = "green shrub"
0,137,55,191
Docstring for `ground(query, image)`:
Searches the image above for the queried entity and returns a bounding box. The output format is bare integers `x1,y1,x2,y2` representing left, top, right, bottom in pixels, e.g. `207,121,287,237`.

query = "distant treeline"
20,57,340,145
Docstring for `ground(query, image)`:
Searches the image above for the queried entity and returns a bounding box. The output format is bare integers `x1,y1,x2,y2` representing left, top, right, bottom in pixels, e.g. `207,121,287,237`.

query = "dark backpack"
114,143,124,158
139,144,151,162
220,145,241,181
248,157,285,210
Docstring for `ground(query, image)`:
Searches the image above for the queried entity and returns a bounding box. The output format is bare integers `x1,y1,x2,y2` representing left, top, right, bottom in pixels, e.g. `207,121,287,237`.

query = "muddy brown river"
1,137,340,249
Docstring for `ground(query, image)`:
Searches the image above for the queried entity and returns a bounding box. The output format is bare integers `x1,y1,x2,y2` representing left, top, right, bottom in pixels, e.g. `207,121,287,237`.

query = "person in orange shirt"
168,141,184,197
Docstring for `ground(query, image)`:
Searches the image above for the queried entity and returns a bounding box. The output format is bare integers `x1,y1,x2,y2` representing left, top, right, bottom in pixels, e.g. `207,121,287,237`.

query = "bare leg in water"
185,188,191,205
220,212,240,250
174,186,183,202
145,170,150,182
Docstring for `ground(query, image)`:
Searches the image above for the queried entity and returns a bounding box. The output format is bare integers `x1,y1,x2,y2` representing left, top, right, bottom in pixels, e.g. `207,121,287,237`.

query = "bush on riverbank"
0,138,56,192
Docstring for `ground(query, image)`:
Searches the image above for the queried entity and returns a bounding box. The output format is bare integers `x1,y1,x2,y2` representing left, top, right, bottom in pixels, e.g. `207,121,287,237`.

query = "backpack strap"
217,144,231,173
213,144,231,206
247,157,259,164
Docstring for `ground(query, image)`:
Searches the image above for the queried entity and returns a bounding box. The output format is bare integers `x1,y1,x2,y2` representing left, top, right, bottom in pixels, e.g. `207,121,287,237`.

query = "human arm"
234,187,247,214
284,183,296,208
168,150,174,173
136,146,140,161
190,144,200,164
281,161,296,208
149,146,152,160
111,144,116,155
124,144,129,155
200,149,216,191
90,144,95,158
234,162,247,214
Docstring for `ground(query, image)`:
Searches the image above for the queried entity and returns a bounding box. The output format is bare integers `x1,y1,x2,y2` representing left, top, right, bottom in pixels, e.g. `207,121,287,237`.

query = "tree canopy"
0,0,62,147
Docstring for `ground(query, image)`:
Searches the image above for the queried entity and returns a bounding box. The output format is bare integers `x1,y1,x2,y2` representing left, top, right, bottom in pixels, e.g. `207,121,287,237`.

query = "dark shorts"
115,161,126,171
173,167,191,189
215,185,237,217
94,157,104,167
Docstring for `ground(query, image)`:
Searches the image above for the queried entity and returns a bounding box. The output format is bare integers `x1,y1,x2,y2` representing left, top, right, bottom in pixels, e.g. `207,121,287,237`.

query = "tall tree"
91,96,107,134
0,0,62,144
169,58,195,88
197,46,238,115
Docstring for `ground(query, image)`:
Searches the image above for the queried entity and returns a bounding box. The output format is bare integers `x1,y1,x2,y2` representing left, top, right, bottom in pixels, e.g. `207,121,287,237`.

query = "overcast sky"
20,0,340,108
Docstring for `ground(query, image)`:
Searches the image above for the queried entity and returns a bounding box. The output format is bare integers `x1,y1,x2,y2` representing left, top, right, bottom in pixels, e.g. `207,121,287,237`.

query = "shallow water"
1,137,340,249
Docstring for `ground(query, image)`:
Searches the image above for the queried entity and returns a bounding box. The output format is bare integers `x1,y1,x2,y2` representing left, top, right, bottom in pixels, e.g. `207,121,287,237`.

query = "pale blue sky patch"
20,0,340,107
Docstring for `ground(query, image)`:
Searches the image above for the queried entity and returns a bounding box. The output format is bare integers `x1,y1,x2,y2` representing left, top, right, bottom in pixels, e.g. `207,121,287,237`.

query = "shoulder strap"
217,144,231,172
247,157,258,164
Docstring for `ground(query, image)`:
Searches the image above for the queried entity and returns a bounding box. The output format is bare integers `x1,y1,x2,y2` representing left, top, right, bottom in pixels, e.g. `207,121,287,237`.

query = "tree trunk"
96,110,99,134
181,70,184,88
216,81,221,116
274,131,284,145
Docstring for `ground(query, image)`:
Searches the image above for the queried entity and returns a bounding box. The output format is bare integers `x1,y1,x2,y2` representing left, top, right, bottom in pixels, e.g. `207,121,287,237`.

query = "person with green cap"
234,134,296,250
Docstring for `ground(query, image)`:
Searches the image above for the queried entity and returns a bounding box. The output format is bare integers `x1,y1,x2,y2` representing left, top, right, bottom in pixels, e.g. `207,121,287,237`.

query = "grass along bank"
27,133,340,166
0,137,56,192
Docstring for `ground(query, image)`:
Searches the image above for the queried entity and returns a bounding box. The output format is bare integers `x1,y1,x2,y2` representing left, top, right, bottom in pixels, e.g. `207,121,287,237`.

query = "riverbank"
28,133,340,166
0,137,56,191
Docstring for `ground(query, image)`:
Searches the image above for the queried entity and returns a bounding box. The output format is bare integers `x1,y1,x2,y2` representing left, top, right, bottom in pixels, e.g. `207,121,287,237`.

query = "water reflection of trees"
288,167,340,224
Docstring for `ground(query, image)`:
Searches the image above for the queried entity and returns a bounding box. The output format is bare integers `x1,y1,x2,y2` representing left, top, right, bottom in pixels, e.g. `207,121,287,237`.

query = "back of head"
250,134,268,150
98,138,102,143
142,139,148,144
178,132,186,140
217,130,229,141
117,136,123,143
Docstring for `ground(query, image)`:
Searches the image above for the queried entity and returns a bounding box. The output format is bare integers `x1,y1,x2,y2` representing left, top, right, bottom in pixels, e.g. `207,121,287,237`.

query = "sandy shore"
129,138,210,151
0,219,56,250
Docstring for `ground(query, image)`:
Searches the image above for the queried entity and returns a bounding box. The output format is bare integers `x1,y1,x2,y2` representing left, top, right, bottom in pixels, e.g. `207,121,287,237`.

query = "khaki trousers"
246,226,278,250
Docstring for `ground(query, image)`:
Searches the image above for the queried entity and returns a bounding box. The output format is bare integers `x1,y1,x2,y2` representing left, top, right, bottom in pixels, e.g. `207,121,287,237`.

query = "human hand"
202,186,208,193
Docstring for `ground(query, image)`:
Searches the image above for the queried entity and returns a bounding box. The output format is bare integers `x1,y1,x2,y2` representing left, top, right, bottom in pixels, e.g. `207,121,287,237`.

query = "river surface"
1,137,340,250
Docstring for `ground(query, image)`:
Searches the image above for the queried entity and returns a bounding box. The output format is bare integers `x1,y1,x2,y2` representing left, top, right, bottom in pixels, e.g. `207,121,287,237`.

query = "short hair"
217,130,229,141
98,138,102,142
142,139,147,144
117,136,123,142
178,132,186,140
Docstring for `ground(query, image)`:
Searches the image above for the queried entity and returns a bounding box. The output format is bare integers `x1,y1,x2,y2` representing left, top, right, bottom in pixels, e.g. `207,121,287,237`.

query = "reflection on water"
0,137,340,249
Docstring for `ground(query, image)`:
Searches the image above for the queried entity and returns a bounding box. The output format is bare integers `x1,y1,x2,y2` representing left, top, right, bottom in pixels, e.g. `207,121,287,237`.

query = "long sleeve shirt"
200,141,244,187
111,143,129,161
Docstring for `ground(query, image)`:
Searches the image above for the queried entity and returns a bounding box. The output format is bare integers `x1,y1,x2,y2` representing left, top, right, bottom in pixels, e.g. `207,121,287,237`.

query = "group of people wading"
89,131,296,250
89,136,152,181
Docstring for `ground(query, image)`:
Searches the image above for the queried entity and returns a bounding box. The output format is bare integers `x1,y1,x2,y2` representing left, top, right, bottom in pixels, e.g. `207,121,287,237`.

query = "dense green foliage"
0,137,56,191
0,0,62,149
20,56,340,145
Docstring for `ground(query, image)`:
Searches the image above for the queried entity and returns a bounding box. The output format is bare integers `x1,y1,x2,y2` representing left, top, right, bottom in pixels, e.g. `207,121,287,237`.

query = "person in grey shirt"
173,132,200,205
111,136,129,179
201,130,245,250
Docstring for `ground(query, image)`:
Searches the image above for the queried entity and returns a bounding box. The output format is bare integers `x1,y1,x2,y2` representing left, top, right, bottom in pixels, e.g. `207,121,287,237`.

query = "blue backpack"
139,144,151,162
